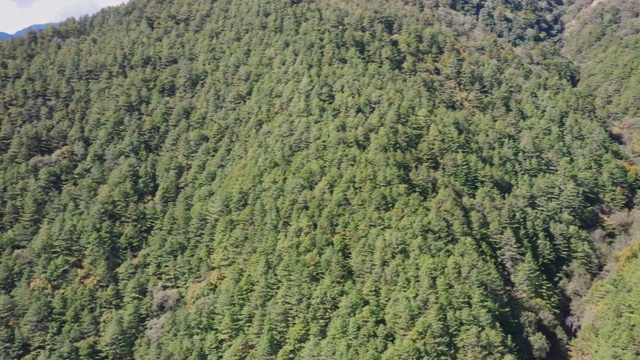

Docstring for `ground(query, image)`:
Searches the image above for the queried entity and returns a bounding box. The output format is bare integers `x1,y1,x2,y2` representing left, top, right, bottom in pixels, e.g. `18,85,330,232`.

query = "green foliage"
0,0,635,359
571,242,640,359
564,0,640,120
563,1,640,356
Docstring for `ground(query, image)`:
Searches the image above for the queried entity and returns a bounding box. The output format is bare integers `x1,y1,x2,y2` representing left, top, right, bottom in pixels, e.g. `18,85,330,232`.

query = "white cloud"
11,0,39,9
0,0,128,34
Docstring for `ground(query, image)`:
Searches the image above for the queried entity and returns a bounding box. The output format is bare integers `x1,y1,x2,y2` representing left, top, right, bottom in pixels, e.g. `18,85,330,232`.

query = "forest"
0,0,639,359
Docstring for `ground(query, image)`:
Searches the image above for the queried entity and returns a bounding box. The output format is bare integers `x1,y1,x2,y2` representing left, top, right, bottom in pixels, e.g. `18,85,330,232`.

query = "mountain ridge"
0,23,54,41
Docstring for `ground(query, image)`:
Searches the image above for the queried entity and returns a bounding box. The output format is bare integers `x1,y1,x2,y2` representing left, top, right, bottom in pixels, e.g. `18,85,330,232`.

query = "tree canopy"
0,0,637,359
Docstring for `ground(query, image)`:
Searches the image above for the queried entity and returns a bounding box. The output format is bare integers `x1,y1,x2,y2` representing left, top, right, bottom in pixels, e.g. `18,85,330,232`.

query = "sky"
0,0,129,34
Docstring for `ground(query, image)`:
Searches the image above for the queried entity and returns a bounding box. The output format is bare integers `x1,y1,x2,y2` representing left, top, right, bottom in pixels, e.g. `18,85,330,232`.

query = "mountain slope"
571,241,640,359
563,0,640,122
0,0,635,359
562,0,640,358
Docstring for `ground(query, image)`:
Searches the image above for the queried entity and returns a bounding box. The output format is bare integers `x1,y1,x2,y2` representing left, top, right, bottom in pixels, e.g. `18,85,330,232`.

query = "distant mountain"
13,24,52,37
0,23,54,41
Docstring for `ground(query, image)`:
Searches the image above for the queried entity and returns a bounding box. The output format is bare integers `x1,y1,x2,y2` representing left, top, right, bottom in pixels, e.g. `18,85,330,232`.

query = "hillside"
0,0,637,359
570,239,640,359
562,0,640,358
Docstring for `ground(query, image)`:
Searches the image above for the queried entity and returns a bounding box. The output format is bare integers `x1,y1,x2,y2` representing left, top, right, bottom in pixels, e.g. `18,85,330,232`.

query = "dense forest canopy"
561,0,640,358
0,0,638,359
